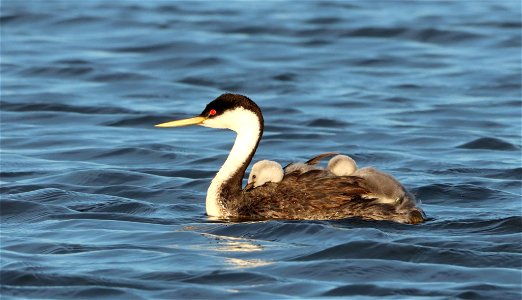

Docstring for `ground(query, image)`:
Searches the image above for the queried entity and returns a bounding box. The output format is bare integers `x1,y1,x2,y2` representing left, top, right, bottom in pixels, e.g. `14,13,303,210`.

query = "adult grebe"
156,93,425,224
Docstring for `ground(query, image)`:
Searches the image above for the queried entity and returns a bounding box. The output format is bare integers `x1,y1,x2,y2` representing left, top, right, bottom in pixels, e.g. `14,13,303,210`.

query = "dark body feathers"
228,171,425,224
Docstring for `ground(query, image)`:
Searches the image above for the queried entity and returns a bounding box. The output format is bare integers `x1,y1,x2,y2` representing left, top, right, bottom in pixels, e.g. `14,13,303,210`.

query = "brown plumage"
232,171,425,224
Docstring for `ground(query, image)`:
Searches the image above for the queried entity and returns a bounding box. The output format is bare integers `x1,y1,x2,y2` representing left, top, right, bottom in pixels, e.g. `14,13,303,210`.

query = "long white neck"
204,108,262,217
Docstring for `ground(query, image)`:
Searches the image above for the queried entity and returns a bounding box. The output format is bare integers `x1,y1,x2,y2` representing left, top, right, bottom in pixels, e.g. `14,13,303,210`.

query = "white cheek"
200,108,258,134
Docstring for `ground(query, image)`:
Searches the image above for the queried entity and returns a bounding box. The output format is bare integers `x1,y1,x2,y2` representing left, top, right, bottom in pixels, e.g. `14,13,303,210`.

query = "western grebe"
353,167,417,205
327,154,358,176
155,93,425,224
246,160,284,189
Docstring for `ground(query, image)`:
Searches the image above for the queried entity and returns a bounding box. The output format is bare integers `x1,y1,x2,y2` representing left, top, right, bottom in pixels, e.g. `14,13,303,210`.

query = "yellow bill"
155,116,206,128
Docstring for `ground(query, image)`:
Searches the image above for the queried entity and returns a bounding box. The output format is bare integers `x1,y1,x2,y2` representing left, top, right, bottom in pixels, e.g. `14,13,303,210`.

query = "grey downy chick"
327,154,358,176
353,167,417,205
327,155,415,206
245,160,284,190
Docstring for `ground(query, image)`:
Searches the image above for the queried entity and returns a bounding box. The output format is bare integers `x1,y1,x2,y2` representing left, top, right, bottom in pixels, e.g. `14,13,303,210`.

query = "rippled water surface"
1,1,521,299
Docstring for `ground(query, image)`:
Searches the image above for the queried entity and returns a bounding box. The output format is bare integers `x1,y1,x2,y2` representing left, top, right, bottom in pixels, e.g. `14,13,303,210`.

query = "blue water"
1,1,521,299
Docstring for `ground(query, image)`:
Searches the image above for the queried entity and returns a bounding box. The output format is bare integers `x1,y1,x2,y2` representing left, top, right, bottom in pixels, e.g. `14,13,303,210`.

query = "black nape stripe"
199,93,264,125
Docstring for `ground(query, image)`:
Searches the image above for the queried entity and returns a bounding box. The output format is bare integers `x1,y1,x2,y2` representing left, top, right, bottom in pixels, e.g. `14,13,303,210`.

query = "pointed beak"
244,182,255,191
155,116,206,128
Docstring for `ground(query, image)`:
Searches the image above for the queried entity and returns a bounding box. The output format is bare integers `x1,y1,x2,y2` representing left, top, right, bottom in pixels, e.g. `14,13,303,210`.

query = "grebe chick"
327,154,358,176
325,155,415,205
320,155,414,206
353,167,417,205
155,93,425,224
246,160,284,190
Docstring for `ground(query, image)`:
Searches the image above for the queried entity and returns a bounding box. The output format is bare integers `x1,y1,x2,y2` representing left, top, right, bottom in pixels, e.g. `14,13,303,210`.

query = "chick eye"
252,175,256,179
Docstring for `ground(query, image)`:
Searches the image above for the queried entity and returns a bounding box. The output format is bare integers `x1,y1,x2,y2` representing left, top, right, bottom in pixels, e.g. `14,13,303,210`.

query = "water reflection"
225,257,272,269
202,232,273,269
201,233,264,252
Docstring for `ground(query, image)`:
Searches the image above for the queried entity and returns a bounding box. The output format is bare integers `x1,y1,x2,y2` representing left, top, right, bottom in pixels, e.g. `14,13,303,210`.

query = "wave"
428,216,522,234
341,27,481,44
0,101,134,114
322,282,520,298
109,42,184,54
457,137,519,151
1,199,73,223
90,72,153,82
303,118,350,128
19,66,94,77
291,239,521,268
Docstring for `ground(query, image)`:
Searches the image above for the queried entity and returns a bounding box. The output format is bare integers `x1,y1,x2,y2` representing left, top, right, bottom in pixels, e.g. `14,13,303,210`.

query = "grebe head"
155,93,263,133
246,160,284,189
155,93,265,218
327,155,358,176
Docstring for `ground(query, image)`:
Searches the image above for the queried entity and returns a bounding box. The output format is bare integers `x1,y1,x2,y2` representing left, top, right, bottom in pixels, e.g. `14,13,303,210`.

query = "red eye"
209,109,217,116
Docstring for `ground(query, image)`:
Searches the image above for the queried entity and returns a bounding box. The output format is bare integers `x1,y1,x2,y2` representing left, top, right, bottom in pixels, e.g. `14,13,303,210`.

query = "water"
1,1,521,299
